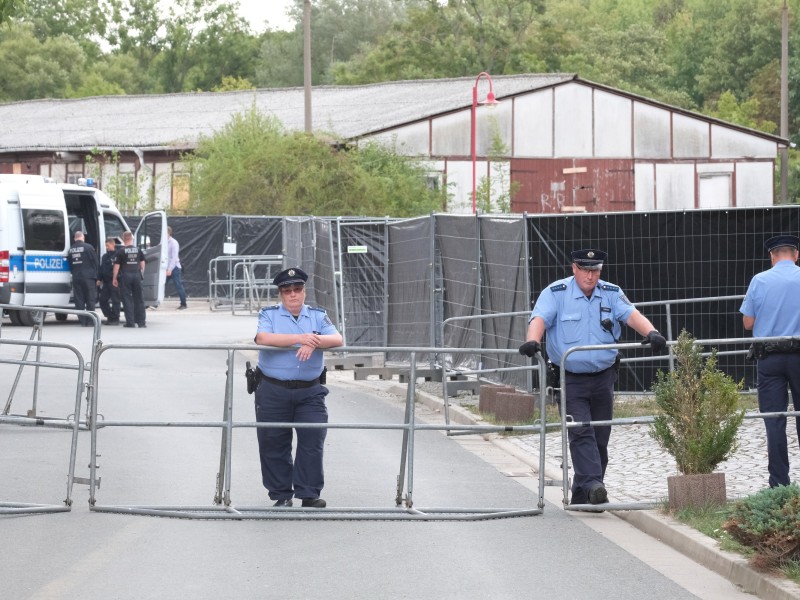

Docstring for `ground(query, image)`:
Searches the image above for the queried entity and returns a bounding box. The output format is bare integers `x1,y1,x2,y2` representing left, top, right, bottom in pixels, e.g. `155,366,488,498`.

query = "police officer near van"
112,231,146,328
67,231,99,326
519,249,666,506
252,267,342,508
740,234,800,488
97,237,121,325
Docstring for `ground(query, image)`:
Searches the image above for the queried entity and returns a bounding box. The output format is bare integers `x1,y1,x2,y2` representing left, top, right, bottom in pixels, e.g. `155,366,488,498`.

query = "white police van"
0,174,168,326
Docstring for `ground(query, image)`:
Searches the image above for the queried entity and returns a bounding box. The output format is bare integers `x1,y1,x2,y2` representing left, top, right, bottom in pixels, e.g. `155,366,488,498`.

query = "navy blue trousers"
563,367,617,502
757,353,800,487
254,379,328,500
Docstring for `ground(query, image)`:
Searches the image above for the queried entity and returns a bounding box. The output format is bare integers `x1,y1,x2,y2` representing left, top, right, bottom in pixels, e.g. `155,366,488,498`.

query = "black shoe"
301,498,326,508
123,323,136,328
177,305,187,310
588,484,608,505
569,493,587,506
273,498,293,507
138,323,147,328
103,320,120,326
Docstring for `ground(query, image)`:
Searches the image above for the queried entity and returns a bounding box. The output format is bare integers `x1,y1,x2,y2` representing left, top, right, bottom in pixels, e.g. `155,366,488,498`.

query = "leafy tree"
185,106,446,216
17,0,110,59
0,0,25,25
0,23,87,100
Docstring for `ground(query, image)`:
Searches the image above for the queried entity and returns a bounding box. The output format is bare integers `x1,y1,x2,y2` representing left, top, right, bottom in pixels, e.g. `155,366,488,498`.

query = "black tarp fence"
125,206,800,392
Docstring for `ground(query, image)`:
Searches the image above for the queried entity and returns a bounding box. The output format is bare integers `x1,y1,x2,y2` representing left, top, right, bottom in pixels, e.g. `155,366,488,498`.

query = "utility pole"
304,0,312,133
780,0,789,202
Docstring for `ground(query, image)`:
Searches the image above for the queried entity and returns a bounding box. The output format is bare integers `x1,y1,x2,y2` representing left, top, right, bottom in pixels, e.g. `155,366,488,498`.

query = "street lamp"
471,71,499,214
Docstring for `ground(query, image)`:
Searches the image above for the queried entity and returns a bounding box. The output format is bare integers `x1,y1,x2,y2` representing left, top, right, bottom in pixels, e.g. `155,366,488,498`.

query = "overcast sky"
160,1,295,31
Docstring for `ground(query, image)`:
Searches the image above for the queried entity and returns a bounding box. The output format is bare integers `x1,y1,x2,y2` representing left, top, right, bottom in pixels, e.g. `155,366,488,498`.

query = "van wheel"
55,312,68,322
8,310,22,326
15,310,35,327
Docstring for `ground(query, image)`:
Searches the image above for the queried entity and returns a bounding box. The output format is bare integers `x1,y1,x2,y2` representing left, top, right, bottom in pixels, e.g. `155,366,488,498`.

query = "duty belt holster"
245,361,261,394
546,361,560,389
751,340,800,361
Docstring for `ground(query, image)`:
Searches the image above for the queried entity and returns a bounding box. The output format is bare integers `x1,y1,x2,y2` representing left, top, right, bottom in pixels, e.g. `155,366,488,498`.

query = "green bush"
649,329,744,475
723,484,800,571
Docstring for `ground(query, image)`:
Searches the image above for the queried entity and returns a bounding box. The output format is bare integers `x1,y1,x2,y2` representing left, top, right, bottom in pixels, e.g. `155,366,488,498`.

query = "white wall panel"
594,91,632,158
673,114,709,158
712,125,776,159
554,83,593,157
366,121,431,156
633,103,671,158
634,163,655,211
655,163,695,210
431,111,470,157
514,90,553,158
736,162,775,207
445,160,474,214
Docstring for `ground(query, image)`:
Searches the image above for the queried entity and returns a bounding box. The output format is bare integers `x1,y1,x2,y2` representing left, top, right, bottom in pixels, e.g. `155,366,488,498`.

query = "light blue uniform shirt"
740,260,800,338
530,276,636,373
256,303,338,380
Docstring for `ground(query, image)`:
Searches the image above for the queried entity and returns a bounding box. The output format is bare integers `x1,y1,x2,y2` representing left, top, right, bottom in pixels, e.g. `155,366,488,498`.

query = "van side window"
103,212,127,241
23,209,66,252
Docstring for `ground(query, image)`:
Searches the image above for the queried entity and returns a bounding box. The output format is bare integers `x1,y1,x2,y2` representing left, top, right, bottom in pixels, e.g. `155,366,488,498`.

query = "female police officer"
519,249,665,507
254,267,342,508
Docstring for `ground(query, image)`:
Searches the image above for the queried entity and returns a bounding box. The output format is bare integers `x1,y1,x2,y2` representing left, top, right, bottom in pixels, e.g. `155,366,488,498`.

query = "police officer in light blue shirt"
519,249,666,507
254,267,342,508
740,234,800,488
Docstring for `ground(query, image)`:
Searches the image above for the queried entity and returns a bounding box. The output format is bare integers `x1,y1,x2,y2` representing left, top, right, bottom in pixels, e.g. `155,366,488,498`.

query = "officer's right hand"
518,340,541,357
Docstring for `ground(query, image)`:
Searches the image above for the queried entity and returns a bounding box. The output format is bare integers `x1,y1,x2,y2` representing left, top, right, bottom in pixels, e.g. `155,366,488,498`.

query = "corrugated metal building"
0,74,786,214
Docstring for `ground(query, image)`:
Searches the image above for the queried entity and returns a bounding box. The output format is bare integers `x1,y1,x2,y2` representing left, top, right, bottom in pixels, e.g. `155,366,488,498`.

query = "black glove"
642,330,667,353
518,340,541,357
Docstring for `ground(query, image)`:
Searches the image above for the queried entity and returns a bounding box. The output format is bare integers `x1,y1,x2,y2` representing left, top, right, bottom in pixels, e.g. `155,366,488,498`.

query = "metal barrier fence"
0,337,87,514
207,255,283,313
1,304,99,423
558,336,800,513
87,344,548,520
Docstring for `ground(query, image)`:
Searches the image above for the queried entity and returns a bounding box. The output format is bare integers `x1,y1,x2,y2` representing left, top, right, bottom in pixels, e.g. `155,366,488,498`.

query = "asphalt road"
0,303,751,600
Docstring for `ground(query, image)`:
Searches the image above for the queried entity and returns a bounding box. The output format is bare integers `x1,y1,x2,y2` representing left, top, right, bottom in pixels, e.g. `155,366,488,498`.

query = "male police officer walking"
112,231,146,328
740,234,800,488
519,249,666,506
67,231,99,326
97,237,121,325
253,267,342,508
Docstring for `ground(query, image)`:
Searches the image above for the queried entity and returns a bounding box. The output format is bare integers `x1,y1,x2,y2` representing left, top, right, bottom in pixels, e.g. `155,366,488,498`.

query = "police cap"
764,234,800,253
273,267,308,287
571,249,607,271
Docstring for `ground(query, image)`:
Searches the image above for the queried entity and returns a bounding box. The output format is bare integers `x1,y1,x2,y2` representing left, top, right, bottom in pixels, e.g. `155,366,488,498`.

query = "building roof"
0,74,573,153
0,73,785,153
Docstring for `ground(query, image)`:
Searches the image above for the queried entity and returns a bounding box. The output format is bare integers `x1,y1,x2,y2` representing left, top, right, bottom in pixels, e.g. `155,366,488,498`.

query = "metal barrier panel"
557,336,800,512
0,337,87,515
87,344,546,520
207,255,282,312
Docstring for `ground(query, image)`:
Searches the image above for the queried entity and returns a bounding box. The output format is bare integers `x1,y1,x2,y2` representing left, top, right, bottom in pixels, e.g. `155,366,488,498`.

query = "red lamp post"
471,72,499,214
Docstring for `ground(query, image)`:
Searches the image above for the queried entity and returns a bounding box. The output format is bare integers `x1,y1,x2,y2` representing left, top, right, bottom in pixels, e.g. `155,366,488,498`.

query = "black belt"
564,365,614,377
261,374,320,389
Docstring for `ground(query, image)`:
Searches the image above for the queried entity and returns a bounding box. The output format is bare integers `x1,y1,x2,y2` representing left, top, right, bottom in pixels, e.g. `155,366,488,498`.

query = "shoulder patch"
549,283,567,292
601,284,620,292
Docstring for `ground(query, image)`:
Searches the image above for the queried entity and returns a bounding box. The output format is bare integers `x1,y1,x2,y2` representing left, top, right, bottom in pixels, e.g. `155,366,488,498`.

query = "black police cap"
570,249,607,270
764,234,800,252
273,267,308,287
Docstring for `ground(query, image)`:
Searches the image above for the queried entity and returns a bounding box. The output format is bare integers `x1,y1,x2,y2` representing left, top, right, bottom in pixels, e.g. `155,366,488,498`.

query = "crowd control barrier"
207,255,283,314
0,337,87,514
558,335,800,512
87,344,547,520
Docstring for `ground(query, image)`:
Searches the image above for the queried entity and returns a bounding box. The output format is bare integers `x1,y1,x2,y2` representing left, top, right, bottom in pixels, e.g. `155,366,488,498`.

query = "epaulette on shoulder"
308,306,325,312
601,284,620,292
261,305,280,311
550,283,567,292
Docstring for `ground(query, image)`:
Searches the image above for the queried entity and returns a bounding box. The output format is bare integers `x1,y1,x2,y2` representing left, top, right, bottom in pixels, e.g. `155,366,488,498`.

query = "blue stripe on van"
8,255,69,272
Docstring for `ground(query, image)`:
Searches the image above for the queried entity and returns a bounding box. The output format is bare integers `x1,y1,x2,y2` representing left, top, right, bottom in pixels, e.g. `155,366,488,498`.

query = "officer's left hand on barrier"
641,330,667,353
518,340,541,357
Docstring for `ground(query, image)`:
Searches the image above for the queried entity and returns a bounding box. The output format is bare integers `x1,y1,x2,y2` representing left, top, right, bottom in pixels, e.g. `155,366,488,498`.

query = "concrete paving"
0,300,797,599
